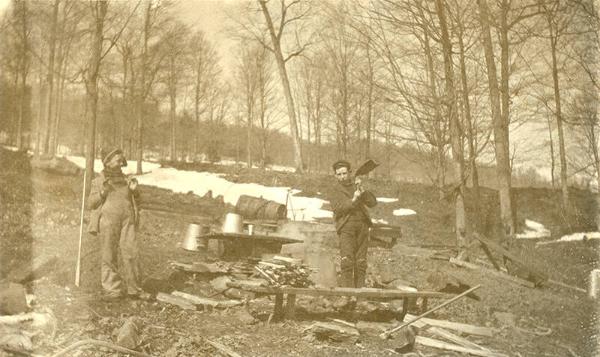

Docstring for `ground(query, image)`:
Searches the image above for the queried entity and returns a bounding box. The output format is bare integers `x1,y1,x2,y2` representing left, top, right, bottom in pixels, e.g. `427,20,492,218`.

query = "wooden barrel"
236,195,287,220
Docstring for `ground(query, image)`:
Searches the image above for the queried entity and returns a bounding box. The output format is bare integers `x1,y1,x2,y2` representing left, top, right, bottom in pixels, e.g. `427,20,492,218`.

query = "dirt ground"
1,149,598,356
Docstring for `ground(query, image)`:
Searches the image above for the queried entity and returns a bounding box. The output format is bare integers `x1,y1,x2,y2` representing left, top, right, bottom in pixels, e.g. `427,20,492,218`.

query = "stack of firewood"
254,256,313,288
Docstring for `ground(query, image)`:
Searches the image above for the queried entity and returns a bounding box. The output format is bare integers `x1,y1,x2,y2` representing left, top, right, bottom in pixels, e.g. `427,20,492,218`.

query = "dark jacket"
328,180,377,234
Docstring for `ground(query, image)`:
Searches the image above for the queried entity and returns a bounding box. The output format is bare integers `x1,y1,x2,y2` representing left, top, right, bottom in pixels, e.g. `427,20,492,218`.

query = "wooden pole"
75,170,87,287
380,285,481,339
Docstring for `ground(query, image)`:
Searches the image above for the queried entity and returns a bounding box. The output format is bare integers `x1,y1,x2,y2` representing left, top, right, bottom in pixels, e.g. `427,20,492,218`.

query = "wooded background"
0,0,598,251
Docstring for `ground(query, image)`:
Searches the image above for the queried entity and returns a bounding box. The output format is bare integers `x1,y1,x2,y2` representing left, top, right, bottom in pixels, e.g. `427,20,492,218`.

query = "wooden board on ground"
416,336,507,357
405,314,496,337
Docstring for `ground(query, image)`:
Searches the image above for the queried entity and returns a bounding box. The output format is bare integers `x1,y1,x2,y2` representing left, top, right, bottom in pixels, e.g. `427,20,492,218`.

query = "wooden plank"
406,314,495,337
473,233,548,282
171,291,241,309
416,336,507,357
156,293,196,310
449,258,536,288
413,320,490,352
226,281,453,299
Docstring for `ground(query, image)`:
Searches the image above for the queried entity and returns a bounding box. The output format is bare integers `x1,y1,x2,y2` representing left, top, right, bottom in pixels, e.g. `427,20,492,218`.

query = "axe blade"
355,159,379,176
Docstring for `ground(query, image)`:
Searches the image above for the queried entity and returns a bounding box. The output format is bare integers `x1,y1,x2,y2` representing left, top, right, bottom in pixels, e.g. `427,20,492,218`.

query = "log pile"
254,256,313,288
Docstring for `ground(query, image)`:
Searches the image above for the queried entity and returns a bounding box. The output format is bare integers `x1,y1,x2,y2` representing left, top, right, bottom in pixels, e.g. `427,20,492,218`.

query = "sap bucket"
182,223,202,251
222,213,243,234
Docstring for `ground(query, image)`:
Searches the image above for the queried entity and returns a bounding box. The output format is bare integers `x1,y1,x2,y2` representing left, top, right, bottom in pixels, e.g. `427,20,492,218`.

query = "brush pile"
254,256,314,288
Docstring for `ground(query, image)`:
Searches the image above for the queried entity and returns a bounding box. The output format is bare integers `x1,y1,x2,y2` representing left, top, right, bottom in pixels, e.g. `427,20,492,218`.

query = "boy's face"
335,166,351,184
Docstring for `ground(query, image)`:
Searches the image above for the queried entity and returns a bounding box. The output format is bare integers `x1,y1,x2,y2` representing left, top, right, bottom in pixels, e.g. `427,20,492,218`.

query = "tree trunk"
16,0,29,150
40,0,60,155
258,0,304,172
84,0,107,197
477,0,515,240
546,114,556,188
169,57,177,161
547,17,569,210
457,17,481,231
420,9,446,198
435,0,467,257
136,2,151,175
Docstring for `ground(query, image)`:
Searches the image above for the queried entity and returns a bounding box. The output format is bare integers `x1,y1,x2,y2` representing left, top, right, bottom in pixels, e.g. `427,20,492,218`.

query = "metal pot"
222,213,243,233
182,223,202,251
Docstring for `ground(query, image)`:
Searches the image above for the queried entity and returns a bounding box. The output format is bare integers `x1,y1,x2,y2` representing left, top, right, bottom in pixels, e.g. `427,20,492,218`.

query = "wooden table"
227,281,454,320
199,232,302,259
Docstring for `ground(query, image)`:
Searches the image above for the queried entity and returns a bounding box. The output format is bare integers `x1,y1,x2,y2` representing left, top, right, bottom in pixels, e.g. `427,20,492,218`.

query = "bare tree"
476,0,516,240
187,30,220,159
257,0,310,173
84,0,108,196
434,0,468,257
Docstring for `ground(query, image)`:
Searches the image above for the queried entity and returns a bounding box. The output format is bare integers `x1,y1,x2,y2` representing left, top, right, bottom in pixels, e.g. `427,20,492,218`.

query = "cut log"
416,336,507,357
449,258,535,288
405,314,495,337
156,293,196,310
171,291,241,309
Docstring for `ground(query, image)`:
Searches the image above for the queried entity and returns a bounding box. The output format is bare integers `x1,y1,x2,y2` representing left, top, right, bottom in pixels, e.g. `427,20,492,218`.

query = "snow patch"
393,208,416,216
65,155,331,221
377,197,398,203
372,218,389,225
559,232,600,242
516,219,551,239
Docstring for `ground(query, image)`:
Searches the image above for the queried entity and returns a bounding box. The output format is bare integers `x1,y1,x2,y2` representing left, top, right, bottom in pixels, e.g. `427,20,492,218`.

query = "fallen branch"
380,285,481,339
450,258,535,288
546,279,586,294
50,339,151,357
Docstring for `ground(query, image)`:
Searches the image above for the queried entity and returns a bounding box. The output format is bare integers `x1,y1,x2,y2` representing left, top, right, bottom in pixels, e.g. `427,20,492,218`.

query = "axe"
355,159,379,177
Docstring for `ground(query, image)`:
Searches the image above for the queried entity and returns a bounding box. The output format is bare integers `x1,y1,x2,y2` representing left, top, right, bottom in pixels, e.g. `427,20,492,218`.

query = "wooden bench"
227,281,455,320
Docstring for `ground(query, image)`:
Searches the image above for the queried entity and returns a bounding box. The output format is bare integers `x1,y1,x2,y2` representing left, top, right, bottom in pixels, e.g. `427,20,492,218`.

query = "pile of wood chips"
254,256,314,288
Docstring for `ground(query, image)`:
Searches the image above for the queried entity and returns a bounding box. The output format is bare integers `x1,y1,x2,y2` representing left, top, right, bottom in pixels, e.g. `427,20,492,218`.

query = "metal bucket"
222,213,243,233
182,224,202,251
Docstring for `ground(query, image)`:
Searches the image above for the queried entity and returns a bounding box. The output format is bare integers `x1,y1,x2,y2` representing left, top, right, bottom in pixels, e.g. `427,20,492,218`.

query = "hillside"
0,147,598,356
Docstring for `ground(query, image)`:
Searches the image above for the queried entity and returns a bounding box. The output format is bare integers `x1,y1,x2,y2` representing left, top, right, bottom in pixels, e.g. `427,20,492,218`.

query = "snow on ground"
65,156,331,221
372,218,390,225
377,197,398,203
2,145,19,152
516,219,551,239
558,232,600,242
393,208,416,216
